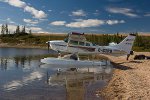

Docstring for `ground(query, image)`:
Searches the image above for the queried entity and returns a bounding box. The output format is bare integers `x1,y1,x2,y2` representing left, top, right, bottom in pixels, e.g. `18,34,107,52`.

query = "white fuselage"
49,40,127,56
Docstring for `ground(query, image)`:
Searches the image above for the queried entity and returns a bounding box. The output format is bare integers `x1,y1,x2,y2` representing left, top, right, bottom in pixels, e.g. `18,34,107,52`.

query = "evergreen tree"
1,24,5,35
16,25,20,34
21,26,26,34
120,35,123,40
5,24,8,34
135,33,144,47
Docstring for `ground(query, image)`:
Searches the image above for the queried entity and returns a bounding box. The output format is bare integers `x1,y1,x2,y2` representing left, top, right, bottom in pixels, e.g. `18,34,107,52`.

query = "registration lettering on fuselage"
98,48,112,53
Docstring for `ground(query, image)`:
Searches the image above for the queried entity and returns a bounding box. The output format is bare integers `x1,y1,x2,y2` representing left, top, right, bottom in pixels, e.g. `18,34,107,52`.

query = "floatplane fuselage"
41,32,136,66
47,32,136,57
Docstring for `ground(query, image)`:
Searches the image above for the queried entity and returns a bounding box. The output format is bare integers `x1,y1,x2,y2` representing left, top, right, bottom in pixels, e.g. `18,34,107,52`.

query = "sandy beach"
96,52,150,99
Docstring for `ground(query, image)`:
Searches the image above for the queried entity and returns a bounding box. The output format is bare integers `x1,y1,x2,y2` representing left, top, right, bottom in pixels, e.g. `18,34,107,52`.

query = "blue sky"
0,0,150,34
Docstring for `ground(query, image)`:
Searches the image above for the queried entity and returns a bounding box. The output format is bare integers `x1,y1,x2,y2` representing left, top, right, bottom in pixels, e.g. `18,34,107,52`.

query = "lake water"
0,47,113,100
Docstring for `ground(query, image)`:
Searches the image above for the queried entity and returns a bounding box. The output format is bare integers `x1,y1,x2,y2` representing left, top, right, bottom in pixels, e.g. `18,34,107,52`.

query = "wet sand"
96,52,150,99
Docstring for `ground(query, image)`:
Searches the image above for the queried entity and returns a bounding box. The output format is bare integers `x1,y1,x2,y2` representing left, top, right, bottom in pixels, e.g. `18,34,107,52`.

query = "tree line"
85,33,150,51
1,24,32,36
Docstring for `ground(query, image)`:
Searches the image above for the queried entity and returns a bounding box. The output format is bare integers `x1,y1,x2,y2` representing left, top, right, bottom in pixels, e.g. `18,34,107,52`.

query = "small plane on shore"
41,32,136,66
48,32,135,56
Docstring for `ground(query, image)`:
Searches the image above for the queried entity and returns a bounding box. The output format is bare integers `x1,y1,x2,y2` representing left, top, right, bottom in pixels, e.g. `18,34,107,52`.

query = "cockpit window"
79,42,84,46
69,40,78,45
92,43,96,46
86,43,90,46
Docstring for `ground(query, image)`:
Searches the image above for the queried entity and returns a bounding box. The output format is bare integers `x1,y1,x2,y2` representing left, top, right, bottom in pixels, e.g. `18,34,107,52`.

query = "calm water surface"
0,48,113,100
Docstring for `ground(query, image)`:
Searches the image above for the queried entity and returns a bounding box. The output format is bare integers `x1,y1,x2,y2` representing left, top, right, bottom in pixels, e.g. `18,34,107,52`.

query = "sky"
0,0,150,34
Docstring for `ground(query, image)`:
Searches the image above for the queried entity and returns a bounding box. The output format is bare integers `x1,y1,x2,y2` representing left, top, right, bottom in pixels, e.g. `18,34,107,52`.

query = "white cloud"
93,10,100,16
6,18,15,24
107,7,138,17
120,20,125,23
7,25,17,32
66,19,105,28
24,6,47,19
50,21,66,26
65,19,125,28
26,26,49,33
28,27,42,32
6,0,26,8
71,9,86,16
0,24,17,33
106,20,125,25
144,13,150,17
0,0,47,19
3,71,43,91
49,19,125,29
0,18,15,24
23,19,39,24
2,18,15,24
48,9,52,12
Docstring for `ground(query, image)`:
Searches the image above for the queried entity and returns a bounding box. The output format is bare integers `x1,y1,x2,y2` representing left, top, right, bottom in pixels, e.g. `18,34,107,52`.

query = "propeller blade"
47,41,50,52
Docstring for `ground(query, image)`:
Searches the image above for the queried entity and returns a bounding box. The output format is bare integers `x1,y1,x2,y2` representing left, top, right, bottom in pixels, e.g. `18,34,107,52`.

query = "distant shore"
96,52,150,99
0,43,47,49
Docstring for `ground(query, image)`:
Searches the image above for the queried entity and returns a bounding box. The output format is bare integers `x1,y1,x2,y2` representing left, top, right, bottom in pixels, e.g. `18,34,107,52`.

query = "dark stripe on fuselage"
53,44,66,47
69,46,96,52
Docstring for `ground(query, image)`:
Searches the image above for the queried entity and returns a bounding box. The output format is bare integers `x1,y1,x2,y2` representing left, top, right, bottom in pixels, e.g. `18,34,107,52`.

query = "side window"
92,43,96,46
79,42,85,46
64,38,68,43
70,40,78,45
86,43,90,46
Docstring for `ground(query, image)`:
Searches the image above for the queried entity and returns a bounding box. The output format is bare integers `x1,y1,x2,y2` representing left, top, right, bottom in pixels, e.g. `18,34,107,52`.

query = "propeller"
47,41,50,52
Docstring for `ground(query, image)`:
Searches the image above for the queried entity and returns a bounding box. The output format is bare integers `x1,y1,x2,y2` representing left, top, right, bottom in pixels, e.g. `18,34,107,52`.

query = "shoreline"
96,52,150,99
0,43,47,49
1,43,150,99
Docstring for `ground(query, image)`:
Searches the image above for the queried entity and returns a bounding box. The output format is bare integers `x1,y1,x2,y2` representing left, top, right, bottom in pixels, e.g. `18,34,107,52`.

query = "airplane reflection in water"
46,65,113,100
0,54,113,100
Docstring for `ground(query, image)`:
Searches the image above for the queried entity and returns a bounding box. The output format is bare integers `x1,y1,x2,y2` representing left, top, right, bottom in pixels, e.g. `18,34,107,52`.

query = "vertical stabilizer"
115,34,136,54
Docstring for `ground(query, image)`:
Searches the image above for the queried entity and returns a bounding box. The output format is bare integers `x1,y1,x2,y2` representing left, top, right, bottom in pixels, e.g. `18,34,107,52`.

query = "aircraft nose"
49,41,56,49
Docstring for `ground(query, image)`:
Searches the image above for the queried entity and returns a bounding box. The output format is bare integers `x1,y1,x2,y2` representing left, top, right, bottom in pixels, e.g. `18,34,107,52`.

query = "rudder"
115,34,136,54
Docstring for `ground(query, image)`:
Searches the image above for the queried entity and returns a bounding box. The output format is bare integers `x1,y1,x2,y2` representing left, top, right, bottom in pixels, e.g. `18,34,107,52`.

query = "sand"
96,52,150,100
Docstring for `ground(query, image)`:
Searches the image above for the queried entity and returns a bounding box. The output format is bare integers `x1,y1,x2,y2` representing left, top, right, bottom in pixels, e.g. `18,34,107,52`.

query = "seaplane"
41,32,136,66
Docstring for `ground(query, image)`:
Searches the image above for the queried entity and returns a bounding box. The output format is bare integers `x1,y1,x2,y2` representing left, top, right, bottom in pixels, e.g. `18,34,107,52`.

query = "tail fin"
115,34,136,54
